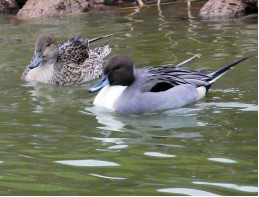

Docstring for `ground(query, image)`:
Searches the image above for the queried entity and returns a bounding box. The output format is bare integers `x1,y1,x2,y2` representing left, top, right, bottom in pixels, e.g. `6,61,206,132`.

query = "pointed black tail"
208,55,251,84
89,34,113,44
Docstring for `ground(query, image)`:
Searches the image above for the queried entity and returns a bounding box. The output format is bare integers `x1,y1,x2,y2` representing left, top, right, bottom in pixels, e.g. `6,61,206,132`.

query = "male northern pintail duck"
22,34,111,85
89,55,250,115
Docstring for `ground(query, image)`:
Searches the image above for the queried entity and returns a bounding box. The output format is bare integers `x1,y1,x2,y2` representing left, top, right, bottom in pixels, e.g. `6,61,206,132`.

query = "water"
0,1,258,195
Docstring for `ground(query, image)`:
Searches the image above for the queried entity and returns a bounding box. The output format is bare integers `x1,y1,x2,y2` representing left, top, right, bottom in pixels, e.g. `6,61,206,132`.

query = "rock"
16,0,91,19
199,0,246,19
15,0,27,8
243,0,257,3
0,0,18,12
92,0,105,4
243,0,258,14
15,0,137,19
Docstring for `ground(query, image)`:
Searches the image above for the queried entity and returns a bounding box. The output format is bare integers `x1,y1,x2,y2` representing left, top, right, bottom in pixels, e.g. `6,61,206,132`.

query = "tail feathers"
92,43,111,59
89,34,113,44
208,56,251,84
60,34,113,49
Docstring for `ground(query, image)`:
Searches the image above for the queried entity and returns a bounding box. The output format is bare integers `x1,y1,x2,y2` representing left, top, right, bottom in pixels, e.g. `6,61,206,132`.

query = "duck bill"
29,52,43,69
89,75,109,93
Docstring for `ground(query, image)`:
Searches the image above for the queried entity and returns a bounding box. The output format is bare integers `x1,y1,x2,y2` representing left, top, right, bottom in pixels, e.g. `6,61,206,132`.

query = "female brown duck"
22,34,111,85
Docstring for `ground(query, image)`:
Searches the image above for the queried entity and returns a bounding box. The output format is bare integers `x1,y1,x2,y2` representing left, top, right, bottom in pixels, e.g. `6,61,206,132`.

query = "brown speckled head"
33,34,59,63
35,34,57,52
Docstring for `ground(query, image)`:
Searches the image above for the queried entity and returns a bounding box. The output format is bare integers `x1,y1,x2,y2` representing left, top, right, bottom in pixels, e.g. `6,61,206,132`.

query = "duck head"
89,55,135,92
29,34,59,69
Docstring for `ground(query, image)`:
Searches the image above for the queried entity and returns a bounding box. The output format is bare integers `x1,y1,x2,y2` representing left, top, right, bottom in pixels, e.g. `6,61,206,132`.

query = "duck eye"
114,66,120,71
46,43,50,47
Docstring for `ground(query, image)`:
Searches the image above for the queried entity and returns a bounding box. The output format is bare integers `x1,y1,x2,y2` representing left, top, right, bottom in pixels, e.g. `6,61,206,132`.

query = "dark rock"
243,0,258,14
15,0,27,8
0,0,18,12
243,0,257,3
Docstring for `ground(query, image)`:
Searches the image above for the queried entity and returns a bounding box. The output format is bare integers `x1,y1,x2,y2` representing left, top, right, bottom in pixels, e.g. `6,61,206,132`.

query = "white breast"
93,85,127,111
24,63,54,83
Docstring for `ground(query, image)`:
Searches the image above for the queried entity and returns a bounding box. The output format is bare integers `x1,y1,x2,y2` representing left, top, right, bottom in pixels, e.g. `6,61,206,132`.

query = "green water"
0,1,258,195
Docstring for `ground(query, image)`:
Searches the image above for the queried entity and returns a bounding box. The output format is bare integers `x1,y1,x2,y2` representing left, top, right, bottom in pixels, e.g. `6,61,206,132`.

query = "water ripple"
108,145,128,149
208,158,237,164
157,188,219,196
89,173,127,180
197,102,258,112
144,152,175,158
92,137,126,145
55,159,119,167
193,181,258,193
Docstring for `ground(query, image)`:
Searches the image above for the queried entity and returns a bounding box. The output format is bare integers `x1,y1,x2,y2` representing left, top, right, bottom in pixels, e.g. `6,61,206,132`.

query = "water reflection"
83,106,206,132
196,101,258,112
208,158,237,164
193,181,258,193
108,144,128,149
144,151,175,158
92,137,126,145
157,188,219,196
124,7,143,32
55,159,119,167
157,3,177,61
20,81,91,114
89,173,126,180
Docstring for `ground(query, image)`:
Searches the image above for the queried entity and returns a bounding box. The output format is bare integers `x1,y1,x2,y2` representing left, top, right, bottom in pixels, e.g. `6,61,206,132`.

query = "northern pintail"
89,55,250,115
22,34,111,85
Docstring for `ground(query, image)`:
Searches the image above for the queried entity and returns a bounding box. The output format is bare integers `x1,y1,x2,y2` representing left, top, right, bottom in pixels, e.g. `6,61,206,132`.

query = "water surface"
0,1,257,195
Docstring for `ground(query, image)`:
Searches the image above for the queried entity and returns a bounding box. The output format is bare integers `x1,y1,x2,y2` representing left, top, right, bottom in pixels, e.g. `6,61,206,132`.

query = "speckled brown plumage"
22,34,111,85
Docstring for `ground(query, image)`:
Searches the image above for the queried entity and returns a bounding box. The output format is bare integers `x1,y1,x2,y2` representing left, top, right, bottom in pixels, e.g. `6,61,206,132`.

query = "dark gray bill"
29,52,43,69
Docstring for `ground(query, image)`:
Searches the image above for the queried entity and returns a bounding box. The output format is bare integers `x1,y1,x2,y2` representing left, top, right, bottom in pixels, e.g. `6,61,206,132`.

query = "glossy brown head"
104,55,135,86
